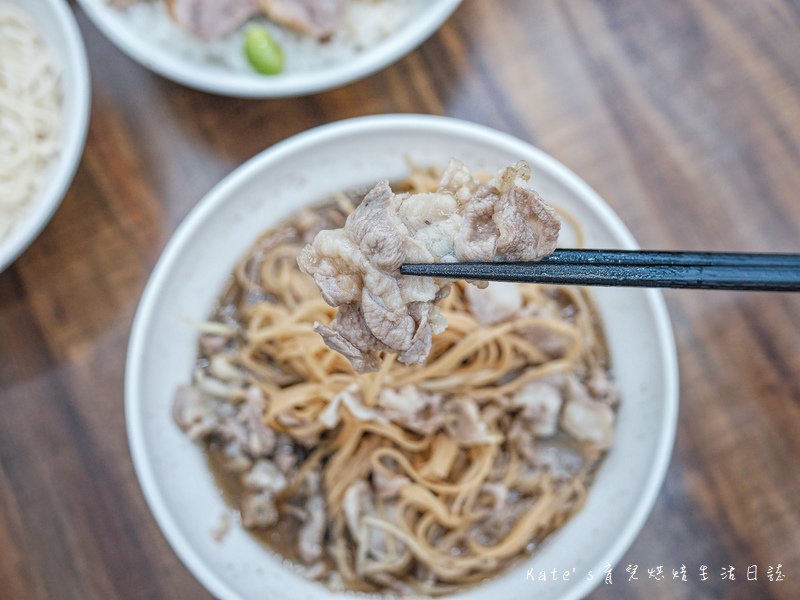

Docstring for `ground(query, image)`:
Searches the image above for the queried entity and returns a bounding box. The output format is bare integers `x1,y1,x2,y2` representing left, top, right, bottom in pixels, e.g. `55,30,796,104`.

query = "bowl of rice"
75,0,462,98
0,0,90,273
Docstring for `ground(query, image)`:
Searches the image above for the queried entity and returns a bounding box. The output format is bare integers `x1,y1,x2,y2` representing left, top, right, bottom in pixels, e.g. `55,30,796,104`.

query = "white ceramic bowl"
0,0,90,273
76,0,461,98
126,115,679,600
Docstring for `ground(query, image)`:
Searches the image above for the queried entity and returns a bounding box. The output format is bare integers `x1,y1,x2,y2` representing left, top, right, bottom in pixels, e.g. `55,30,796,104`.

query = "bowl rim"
126,114,679,600
0,0,91,273
75,0,463,98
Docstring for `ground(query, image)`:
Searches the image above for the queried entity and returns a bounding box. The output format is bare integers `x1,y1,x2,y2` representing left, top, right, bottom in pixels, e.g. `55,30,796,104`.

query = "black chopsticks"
400,249,800,291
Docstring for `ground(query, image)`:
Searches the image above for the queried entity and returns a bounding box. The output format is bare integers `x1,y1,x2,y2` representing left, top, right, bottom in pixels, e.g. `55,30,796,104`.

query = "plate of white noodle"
0,0,90,272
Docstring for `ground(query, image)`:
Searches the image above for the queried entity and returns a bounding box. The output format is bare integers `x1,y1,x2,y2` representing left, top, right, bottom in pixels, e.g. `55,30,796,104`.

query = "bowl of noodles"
126,115,679,599
0,0,90,272
76,0,462,98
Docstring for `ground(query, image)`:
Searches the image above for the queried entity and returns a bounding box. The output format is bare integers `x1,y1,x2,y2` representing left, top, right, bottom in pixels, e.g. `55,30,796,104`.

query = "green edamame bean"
245,25,285,75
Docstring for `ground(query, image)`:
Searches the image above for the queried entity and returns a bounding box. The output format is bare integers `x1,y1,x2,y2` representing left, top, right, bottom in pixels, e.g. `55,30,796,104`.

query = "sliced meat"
314,309,384,373
395,191,462,262
298,495,326,563
518,322,571,358
299,160,561,372
377,385,443,435
300,181,446,370
507,415,537,463
241,459,287,493
274,436,299,474
318,387,386,429
445,398,500,445
172,385,220,441
343,481,397,564
438,158,479,203
532,439,586,479
560,376,615,449
217,415,249,447
361,287,417,353
258,0,347,39
240,386,276,457
465,281,523,325
453,183,500,262
511,381,563,437
304,269,361,309
241,492,279,528
586,367,620,406
346,181,408,271
454,161,560,262
219,440,253,473
491,162,561,261
166,0,259,39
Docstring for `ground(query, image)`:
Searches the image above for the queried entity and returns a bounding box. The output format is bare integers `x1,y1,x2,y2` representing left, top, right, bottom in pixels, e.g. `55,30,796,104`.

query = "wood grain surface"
2,1,799,598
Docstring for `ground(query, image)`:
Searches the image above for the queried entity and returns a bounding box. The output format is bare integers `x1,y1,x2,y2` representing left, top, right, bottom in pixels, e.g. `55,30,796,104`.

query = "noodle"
0,3,62,240
177,168,619,595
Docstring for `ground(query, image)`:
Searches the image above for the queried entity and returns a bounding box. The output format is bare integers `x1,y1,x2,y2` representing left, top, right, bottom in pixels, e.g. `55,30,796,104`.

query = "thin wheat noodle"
0,3,62,240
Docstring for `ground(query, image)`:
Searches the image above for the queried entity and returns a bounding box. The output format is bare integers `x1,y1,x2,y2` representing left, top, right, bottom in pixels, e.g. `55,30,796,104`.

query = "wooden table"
1,1,798,598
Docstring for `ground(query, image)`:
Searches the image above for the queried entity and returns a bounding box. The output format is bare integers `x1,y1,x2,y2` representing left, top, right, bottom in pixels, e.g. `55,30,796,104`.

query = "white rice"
110,0,429,74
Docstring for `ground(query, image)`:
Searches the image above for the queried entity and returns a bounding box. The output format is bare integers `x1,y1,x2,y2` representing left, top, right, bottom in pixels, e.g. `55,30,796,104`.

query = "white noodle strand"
0,3,62,240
